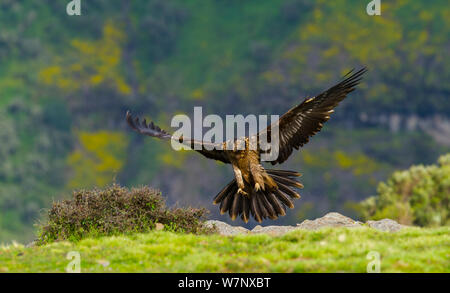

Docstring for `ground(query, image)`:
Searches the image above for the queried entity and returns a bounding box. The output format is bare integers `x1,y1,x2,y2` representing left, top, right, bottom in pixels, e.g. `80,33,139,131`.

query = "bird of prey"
126,68,367,223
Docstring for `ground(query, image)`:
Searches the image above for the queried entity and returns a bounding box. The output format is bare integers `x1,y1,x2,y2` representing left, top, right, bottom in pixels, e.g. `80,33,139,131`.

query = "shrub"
358,154,450,227
37,184,214,244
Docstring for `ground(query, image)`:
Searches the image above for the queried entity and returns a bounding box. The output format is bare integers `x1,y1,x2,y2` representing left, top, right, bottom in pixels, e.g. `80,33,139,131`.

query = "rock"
25,241,36,248
155,223,164,231
251,225,297,235
296,212,362,230
366,219,404,232
204,220,249,236
206,213,407,236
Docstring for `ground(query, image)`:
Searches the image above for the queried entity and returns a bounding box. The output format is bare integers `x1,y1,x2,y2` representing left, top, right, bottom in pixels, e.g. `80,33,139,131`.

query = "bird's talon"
254,183,261,192
237,188,248,196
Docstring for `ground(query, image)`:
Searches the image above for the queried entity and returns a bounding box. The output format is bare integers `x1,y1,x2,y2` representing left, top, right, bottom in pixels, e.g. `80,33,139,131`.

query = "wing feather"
257,68,367,165
126,111,230,164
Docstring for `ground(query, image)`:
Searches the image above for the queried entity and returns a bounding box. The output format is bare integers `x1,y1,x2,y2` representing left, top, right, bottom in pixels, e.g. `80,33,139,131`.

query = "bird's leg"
232,165,248,196
250,163,265,192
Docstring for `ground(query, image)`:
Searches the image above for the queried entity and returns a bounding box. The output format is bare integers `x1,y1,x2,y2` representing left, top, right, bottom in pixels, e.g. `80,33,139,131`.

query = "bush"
37,184,214,244
358,154,450,227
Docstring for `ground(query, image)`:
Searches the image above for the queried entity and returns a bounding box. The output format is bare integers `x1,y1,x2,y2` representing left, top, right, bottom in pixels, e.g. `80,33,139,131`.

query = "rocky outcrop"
296,212,362,230
205,212,407,236
251,225,297,236
204,220,250,235
366,219,406,232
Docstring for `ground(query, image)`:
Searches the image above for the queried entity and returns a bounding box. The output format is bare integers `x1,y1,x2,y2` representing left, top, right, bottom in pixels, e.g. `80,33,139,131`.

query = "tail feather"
273,188,295,209
264,190,286,216
219,185,236,214
230,193,241,220
213,169,302,223
256,193,270,219
270,174,304,189
277,182,301,199
241,197,250,223
213,179,236,204
266,169,302,177
259,192,277,220
250,195,263,223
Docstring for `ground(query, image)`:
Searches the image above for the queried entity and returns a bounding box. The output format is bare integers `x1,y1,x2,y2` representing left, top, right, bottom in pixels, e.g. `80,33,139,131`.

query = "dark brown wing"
126,111,230,164
257,68,367,165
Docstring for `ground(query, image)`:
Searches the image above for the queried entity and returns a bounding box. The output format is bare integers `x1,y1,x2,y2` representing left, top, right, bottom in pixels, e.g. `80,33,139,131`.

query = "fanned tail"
213,169,303,223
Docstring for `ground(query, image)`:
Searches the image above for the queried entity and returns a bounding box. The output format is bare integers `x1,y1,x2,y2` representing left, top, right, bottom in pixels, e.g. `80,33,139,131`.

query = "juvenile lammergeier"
126,68,367,223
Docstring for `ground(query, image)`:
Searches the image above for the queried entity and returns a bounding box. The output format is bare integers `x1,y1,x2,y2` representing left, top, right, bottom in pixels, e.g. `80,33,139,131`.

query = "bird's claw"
254,183,261,192
237,188,248,196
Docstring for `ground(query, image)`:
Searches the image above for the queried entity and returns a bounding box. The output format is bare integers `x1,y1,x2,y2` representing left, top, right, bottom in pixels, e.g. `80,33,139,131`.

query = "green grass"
1,226,449,273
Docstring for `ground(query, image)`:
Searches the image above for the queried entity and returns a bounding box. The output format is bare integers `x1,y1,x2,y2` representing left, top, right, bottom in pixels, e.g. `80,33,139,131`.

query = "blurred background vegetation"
0,0,449,243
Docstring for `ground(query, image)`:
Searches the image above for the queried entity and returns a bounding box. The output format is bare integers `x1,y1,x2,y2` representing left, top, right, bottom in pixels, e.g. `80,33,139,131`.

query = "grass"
1,226,449,273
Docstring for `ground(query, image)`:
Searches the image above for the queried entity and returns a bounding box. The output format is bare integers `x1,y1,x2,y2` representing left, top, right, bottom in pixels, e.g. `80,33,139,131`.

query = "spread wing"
126,111,230,164
257,68,367,165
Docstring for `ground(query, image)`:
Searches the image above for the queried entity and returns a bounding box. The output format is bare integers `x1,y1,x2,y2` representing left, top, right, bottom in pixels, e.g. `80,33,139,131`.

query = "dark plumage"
126,68,367,223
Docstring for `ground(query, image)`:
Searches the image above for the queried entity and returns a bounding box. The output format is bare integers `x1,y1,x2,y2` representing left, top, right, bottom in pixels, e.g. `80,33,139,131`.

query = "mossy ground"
1,226,448,273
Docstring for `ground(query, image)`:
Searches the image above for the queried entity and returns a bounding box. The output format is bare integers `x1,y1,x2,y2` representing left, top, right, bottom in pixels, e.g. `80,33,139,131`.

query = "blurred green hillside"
0,0,449,243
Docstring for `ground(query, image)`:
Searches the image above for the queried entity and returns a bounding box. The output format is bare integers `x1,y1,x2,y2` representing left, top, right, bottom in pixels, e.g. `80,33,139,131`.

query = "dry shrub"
37,184,214,244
